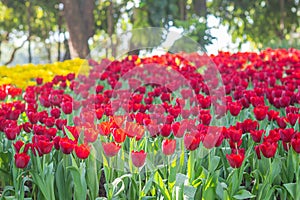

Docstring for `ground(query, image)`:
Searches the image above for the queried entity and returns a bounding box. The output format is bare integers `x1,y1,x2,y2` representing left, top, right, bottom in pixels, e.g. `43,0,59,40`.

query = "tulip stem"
139,168,142,200
268,158,272,183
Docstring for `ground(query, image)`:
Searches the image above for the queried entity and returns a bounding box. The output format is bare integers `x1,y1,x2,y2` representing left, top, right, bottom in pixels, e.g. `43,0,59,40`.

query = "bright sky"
205,15,252,55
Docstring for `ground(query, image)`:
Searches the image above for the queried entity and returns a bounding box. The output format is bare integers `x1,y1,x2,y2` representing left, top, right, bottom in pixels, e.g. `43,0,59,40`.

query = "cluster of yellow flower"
0,59,84,89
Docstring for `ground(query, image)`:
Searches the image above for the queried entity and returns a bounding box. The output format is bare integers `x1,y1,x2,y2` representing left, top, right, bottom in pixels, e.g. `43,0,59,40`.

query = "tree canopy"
0,0,299,63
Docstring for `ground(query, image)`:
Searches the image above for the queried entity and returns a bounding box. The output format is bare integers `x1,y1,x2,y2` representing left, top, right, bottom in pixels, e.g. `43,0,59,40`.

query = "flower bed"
0,59,83,88
0,48,300,199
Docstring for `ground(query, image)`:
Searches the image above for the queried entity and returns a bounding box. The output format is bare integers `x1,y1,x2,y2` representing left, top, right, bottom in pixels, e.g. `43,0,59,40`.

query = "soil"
98,170,106,197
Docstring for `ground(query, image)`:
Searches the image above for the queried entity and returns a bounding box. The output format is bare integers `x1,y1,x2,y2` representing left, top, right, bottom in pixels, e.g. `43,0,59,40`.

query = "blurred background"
0,0,299,65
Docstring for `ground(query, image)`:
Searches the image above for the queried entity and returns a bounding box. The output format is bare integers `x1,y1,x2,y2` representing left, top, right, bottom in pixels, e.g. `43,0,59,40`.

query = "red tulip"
228,101,242,116
226,151,245,168
65,126,80,140
39,95,51,108
199,97,211,109
95,108,104,120
250,96,264,107
112,128,126,143
227,127,242,143
125,122,144,141
203,127,224,149
53,136,61,150
4,125,20,140
260,142,277,158
291,134,300,153
267,110,279,121
50,108,61,119
229,139,242,149
27,112,39,124
84,128,99,143
7,109,21,120
22,122,33,133
55,119,67,130
0,90,6,100
253,106,268,121
45,117,55,128
38,111,48,124
250,130,264,143
181,110,190,119
14,153,30,168
61,101,73,114
131,150,147,168
66,73,75,81
264,129,280,143
147,123,160,137
279,128,295,143
75,144,90,159
13,140,24,153
282,141,291,152
184,133,201,151
32,125,46,135
254,145,261,159
172,122,182,138
102,142,121,157
241,119,259,133
160,124,171,137
279,96,290,107
59,137,75,154
162,139,176,155
199,113,211,126
98,122,112,136
287,113,298,126
165,115,174,124
96,85,104,94
36,139,54,155
35,77,43,85
276,117,287,128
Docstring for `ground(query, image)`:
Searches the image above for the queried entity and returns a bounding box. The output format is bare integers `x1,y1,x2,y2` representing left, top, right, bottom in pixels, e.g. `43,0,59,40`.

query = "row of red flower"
0,48,300,170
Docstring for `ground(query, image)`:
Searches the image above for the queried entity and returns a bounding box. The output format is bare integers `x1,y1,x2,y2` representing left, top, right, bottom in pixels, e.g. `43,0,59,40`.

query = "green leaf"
233,189,256,199
30,170,50,199
153,171,171,200
284,183,296,199
64,126,75,141
187,151,195,182
1,186,14,197
143,173,154,195
216,182,226,200
174,173,188,186
209,156,220,172
55,160,72,200
67,156,87,200
269,158,281,183
141,197,156,200
168,157,177,190
111,174,132,197
86,149,100,200
183,185,196,200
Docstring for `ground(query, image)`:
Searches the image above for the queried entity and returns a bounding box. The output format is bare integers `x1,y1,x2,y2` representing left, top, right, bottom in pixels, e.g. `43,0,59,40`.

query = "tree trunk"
279,0,285,40
0,41,2,62
27,0,32,63
63,32,71,60
179,0,187,20
128,42,140,56
107,0,116,57
194,0,207,18
4,37,29,65
46,43,52,63
61,0,95,58
57,10,63,61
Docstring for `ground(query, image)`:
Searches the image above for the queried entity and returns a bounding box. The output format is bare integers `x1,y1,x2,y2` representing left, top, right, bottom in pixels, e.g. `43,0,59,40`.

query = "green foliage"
209,0,300,48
